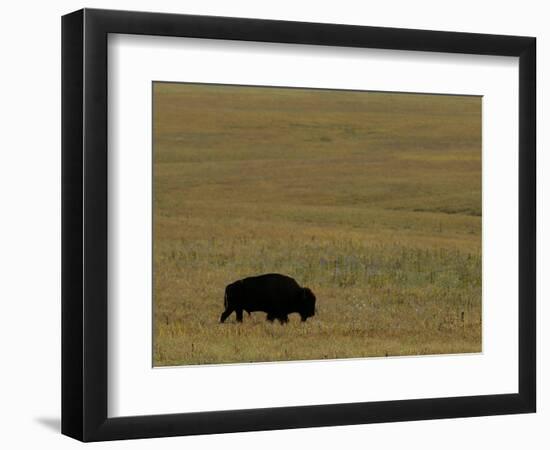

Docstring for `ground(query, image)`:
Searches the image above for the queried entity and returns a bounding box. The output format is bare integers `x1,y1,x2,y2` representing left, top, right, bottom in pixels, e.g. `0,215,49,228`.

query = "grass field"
153,82,482,366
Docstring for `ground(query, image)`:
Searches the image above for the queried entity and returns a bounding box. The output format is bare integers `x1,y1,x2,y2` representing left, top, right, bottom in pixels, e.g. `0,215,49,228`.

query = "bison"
220,273,316,324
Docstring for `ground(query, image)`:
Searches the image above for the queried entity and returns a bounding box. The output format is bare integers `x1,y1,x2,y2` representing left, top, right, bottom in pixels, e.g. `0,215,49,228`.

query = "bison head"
300,287,316,321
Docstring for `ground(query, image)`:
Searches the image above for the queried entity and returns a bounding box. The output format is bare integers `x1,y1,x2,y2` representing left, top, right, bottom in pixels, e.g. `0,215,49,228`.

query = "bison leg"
220,308,234,323
278,315,289,325
235,308,244,322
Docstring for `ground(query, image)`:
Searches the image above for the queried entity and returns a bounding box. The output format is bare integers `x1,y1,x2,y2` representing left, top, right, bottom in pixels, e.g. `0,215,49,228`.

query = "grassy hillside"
153,82,481,366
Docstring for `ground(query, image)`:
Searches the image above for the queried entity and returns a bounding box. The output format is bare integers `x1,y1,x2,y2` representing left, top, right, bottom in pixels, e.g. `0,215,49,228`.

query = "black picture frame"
61,8,536,442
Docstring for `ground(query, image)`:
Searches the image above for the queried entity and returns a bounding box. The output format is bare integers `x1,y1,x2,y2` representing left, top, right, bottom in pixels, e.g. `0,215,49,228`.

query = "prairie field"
153,82,482,366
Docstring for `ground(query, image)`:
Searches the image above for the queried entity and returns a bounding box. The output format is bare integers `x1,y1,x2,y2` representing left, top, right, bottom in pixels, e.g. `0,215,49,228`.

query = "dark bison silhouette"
220,273,316,324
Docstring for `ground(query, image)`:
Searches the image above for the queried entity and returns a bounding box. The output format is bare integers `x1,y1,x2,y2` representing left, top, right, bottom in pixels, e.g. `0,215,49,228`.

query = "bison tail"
224,288,229,309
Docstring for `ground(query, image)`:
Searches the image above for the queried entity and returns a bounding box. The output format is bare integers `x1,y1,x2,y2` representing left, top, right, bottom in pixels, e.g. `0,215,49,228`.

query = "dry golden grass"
153,82,481,366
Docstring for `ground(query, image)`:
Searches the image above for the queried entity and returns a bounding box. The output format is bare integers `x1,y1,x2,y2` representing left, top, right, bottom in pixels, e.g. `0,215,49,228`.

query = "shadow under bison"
220,273,316,324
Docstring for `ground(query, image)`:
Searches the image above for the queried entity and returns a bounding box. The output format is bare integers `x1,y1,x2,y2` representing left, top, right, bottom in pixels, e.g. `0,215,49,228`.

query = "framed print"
61,8,536,442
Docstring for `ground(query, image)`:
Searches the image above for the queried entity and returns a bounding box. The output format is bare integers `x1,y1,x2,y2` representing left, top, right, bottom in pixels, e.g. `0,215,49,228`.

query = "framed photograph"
61,8,536,442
